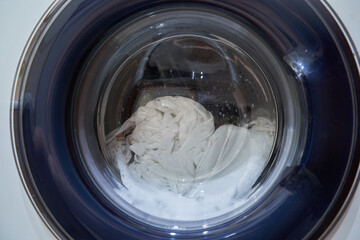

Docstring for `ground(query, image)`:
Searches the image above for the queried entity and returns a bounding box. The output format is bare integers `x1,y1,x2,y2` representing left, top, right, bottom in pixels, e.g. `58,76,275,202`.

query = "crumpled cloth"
107,96,248,194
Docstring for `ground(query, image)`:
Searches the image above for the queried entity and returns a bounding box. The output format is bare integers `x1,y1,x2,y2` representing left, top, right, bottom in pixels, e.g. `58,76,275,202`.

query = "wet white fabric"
107,96,266,195
107,122,273,220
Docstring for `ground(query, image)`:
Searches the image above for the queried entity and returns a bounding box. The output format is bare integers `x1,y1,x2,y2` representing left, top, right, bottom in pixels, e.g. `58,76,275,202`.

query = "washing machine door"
11,0,360,239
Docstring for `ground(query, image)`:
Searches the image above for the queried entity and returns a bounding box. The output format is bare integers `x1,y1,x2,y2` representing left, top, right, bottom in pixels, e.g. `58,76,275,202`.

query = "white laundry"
106,96,275,220
107,96,274,193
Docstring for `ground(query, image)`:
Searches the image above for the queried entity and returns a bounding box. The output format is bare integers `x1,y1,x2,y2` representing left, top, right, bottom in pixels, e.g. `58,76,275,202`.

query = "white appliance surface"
0,0,358,239
0,1,55,239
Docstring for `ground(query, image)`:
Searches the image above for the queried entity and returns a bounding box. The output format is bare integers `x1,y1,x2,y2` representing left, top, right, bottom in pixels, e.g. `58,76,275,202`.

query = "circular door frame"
11,0,360,239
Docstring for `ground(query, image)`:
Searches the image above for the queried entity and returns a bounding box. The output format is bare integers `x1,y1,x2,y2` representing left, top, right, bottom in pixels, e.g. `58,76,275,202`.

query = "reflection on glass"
101,34,277,220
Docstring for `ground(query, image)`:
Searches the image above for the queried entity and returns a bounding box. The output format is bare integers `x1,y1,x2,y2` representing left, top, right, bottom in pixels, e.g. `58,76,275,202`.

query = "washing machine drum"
12,0,360,239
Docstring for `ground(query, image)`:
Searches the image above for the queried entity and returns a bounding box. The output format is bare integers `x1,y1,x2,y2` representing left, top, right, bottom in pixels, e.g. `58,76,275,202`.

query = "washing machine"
1,0,360,239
